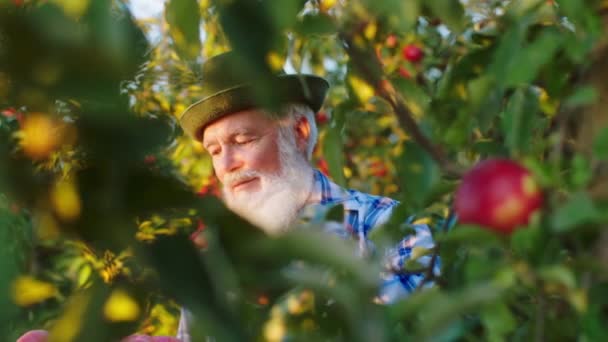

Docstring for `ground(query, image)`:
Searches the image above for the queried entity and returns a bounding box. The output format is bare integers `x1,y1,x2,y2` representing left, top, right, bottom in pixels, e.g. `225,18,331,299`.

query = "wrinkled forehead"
201,109,278,143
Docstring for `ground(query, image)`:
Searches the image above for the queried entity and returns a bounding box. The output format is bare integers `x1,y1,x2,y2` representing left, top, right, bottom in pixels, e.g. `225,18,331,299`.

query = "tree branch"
338,31,465,179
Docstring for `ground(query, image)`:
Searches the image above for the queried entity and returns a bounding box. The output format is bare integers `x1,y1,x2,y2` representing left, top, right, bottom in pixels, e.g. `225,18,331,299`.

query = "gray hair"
276,103,319,160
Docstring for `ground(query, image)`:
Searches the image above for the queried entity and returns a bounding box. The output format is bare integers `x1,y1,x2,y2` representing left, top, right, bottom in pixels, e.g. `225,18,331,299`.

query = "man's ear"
294,116,311,155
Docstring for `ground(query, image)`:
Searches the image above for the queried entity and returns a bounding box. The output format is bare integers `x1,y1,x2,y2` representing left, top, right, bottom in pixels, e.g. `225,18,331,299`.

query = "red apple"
454,159,543,234
402,44,424,63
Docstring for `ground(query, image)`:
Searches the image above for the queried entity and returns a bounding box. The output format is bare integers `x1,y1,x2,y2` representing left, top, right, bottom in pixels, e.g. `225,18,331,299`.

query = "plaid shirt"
300,169,440,303
177,169,439,341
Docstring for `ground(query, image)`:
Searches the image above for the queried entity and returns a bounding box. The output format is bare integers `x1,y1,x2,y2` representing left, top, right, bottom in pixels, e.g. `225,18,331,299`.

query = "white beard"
221,131,314,235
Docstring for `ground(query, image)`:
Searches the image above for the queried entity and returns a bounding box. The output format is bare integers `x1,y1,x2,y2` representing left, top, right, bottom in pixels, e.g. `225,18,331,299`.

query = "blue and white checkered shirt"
177,169,439,341
300,169,440,303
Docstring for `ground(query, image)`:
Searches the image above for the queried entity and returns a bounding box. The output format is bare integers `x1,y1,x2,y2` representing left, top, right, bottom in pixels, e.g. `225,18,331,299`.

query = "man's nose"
218,148,243,174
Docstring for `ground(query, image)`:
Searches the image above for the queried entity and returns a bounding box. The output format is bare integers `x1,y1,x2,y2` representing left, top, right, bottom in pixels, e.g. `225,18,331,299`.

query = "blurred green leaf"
323,123,346,187
551,192,601,232
165,0,202,62
295,13,336,36
417,282,505,339
78,110,175,163
364,0,420,32
570,154,592,189
538,265,576,289
138,234,245,340
480,302,517,341
501,87,541,155
437,225,501,246
424,0,465,33
510,224,542,258
267,0,306,30
490,23,561,88
592,126,608,161
392,76,430,118
564,85,598,109
395,142,440,208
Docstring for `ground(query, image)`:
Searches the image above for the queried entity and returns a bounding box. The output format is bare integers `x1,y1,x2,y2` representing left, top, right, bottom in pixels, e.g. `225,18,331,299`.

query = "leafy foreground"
2,0,608,341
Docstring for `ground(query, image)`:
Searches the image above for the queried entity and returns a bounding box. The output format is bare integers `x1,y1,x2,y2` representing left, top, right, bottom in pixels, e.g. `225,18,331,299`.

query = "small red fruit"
144,154,157,165
454,159,543,234
402,44,424,63
315,111,329,125
398,67,412,79
385,34,398,48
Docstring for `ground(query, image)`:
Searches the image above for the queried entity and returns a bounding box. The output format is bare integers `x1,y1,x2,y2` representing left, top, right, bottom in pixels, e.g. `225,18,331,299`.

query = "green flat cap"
179,51,329,140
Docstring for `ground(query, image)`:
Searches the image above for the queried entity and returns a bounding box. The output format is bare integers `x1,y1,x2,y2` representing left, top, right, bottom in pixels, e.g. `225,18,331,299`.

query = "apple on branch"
454,159,543,234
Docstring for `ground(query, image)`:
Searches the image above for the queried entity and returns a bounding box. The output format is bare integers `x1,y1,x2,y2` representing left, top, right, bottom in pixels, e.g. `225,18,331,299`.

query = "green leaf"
416,283,505,339
501,87,541,155
570,154,592,189
266,0,306,31
496,28,562,87
294,13,336,36
437,225,501,246
510,224,542,258
538,265,576,289
480,302,517,341
165,0,201,62
392,77,430,118
592,126,608,160
364,0,420,32
551,192,601,232
323,123,346,187
395,141,440,208
424,0,465,33
564,85,598,109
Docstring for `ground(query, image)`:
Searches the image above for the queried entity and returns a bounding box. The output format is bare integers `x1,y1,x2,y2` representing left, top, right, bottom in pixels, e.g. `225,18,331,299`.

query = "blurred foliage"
1,0,608,341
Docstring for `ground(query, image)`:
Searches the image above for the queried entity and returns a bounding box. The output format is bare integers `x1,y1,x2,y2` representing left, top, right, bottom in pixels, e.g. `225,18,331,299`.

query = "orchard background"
2,0,608,340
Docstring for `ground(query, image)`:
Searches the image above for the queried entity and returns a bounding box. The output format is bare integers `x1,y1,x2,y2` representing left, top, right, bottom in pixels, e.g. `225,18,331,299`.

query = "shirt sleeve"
376,223,440,304
176,307,192,342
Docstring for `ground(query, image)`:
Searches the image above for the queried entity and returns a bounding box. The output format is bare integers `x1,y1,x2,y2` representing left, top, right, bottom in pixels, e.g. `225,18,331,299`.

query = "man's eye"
237,138,255,145
210,149,220,156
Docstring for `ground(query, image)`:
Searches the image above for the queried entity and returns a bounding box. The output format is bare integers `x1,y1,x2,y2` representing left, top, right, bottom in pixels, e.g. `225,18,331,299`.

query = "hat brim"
179,74,329,140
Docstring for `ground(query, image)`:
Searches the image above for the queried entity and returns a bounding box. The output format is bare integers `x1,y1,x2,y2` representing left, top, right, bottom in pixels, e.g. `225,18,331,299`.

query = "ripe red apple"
402,44,423,62
454,159,543,234
402,44,424,63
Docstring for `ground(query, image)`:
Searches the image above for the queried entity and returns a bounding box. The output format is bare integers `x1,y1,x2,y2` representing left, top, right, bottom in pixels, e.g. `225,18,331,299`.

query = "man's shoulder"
341,188,399,233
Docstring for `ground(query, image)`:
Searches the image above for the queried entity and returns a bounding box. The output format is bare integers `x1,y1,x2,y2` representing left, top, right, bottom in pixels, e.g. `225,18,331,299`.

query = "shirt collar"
307,169,358,211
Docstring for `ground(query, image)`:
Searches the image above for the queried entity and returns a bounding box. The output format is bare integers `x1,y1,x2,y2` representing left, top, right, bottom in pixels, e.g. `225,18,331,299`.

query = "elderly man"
17,51,438,342
175,52,439,341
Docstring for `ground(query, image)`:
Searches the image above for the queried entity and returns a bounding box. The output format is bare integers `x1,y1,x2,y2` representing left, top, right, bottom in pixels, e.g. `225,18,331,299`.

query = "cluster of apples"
454,159,543,234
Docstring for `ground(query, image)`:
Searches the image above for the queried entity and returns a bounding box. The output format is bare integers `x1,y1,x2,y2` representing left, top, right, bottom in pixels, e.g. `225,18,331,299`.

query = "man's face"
201,108,315,234
202,109,282,196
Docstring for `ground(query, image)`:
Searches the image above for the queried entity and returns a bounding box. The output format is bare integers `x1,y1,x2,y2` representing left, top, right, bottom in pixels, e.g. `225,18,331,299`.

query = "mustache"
222,169,262,188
